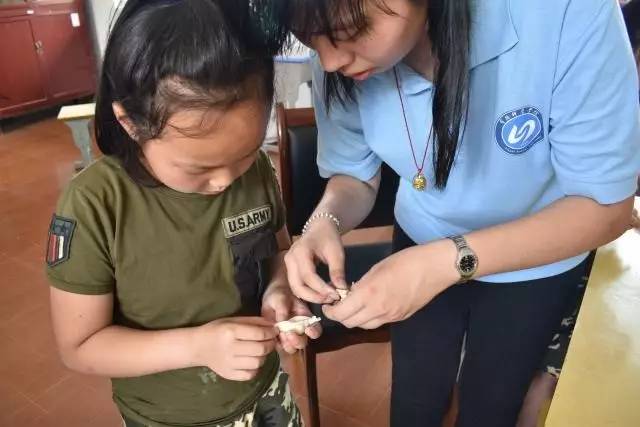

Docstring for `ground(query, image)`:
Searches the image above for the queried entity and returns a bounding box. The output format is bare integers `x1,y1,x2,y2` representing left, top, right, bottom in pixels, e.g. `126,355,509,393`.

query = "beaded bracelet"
302,212,341,235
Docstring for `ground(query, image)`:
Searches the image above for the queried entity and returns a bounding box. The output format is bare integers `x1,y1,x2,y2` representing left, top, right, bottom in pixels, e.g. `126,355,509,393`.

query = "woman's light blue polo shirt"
313,0,640,282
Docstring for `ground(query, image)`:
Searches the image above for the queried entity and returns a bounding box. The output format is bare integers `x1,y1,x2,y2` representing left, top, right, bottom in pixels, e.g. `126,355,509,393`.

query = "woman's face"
303,0,428,80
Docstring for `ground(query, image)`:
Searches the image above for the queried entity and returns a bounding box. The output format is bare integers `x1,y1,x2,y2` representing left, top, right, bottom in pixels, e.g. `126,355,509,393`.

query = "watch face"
460,254,477,275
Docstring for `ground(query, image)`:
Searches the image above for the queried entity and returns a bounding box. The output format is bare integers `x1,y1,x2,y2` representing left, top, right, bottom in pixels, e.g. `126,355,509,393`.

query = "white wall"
85,0,122,62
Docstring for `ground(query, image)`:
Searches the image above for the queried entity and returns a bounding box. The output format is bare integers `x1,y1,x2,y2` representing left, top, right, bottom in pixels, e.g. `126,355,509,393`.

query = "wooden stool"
58,103,95,170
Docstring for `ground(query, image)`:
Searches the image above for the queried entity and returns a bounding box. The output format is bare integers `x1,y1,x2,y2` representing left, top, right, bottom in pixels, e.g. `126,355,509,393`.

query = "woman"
281,0,640,426
518,2,640,425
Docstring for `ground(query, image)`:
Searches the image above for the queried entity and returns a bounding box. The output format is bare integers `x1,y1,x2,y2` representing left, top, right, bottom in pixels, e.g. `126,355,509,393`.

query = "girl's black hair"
287,0,471,189
95,0,289,185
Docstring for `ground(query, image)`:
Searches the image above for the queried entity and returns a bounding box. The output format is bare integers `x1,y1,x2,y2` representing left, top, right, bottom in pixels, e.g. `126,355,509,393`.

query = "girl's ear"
112,102,138,141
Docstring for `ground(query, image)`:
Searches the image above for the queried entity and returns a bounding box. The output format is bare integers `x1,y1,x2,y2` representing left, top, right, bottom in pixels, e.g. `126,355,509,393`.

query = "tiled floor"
0,115,393,426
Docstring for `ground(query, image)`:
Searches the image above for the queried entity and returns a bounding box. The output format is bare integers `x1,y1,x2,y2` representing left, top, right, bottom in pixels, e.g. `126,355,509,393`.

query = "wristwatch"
448,235,478,282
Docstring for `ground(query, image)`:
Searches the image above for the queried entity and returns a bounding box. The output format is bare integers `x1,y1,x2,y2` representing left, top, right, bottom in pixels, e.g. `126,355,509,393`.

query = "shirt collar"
398,0,519,96
469,0,519,69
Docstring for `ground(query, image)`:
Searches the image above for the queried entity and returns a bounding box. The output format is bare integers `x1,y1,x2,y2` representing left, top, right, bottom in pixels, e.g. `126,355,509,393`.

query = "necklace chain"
393,66,432,177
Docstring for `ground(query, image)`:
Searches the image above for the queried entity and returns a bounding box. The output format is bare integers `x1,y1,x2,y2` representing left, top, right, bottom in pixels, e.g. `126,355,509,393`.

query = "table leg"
64,118,93,170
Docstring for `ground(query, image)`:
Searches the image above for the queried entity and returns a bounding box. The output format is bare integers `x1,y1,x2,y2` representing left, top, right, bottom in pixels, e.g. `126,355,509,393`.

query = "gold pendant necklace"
394,67,432,192
412,172,427,191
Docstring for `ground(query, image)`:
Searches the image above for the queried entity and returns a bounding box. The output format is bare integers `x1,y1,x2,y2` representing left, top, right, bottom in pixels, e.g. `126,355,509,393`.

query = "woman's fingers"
285,253,327,304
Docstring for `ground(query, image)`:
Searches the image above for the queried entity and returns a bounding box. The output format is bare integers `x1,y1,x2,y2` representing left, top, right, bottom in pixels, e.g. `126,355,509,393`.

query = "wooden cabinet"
0,19,48,112
0,0,96,119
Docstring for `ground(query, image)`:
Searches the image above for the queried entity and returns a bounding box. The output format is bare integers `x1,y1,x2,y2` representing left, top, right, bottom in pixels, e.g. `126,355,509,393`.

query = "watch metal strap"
450,235,468,250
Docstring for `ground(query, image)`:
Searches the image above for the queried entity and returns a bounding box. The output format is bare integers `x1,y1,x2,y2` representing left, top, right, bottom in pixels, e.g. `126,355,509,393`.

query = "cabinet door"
31,10,95,100
0,19,48,114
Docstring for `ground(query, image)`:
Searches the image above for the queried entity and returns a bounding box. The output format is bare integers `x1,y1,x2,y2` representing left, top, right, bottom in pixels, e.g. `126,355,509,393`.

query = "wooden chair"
276,103,399,427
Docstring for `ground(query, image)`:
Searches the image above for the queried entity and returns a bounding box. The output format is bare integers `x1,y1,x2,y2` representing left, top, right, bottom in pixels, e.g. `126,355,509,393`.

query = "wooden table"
546,198,640,426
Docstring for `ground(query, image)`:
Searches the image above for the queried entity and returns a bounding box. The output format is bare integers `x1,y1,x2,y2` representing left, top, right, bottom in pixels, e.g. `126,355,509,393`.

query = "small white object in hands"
276,316,322,335
336,288,350,300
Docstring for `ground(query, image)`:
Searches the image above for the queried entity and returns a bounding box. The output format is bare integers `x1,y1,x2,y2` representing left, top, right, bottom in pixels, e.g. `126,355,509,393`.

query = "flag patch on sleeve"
46,215,76,267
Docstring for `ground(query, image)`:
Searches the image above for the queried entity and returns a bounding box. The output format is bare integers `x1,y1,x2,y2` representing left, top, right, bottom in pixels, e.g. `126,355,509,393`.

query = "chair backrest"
277,103,399,236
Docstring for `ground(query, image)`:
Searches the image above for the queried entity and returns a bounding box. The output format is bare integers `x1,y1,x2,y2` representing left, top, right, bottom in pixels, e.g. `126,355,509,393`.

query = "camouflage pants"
122,370,303,427
540,251,596,377
219,370,303,427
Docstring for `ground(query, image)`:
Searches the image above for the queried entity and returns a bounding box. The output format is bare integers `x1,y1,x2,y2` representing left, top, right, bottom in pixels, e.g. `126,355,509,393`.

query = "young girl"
45,1,318,426
280,0,640,426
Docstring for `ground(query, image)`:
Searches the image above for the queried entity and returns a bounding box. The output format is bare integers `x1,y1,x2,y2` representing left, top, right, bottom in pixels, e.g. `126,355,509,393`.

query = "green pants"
122,370,303,427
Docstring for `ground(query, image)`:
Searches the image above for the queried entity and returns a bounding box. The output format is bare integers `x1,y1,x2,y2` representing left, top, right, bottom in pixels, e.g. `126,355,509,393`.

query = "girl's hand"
191,317,278,381
284,219,346,304
322,241,458,329
262,283,323,354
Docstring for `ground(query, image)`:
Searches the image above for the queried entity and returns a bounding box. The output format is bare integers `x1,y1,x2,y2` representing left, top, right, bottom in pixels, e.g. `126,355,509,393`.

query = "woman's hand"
322,240,458,329
262,282,323,354
284,219,346,304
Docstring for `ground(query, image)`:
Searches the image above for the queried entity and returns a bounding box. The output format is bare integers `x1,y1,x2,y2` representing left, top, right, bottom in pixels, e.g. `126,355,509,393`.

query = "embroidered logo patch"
222,205,272,238
46,215,76,267
495,106,545,154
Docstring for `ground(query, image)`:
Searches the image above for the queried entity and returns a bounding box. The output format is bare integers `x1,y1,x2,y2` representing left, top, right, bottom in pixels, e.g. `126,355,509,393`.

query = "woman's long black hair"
288,0,471,189
94,0,289,185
